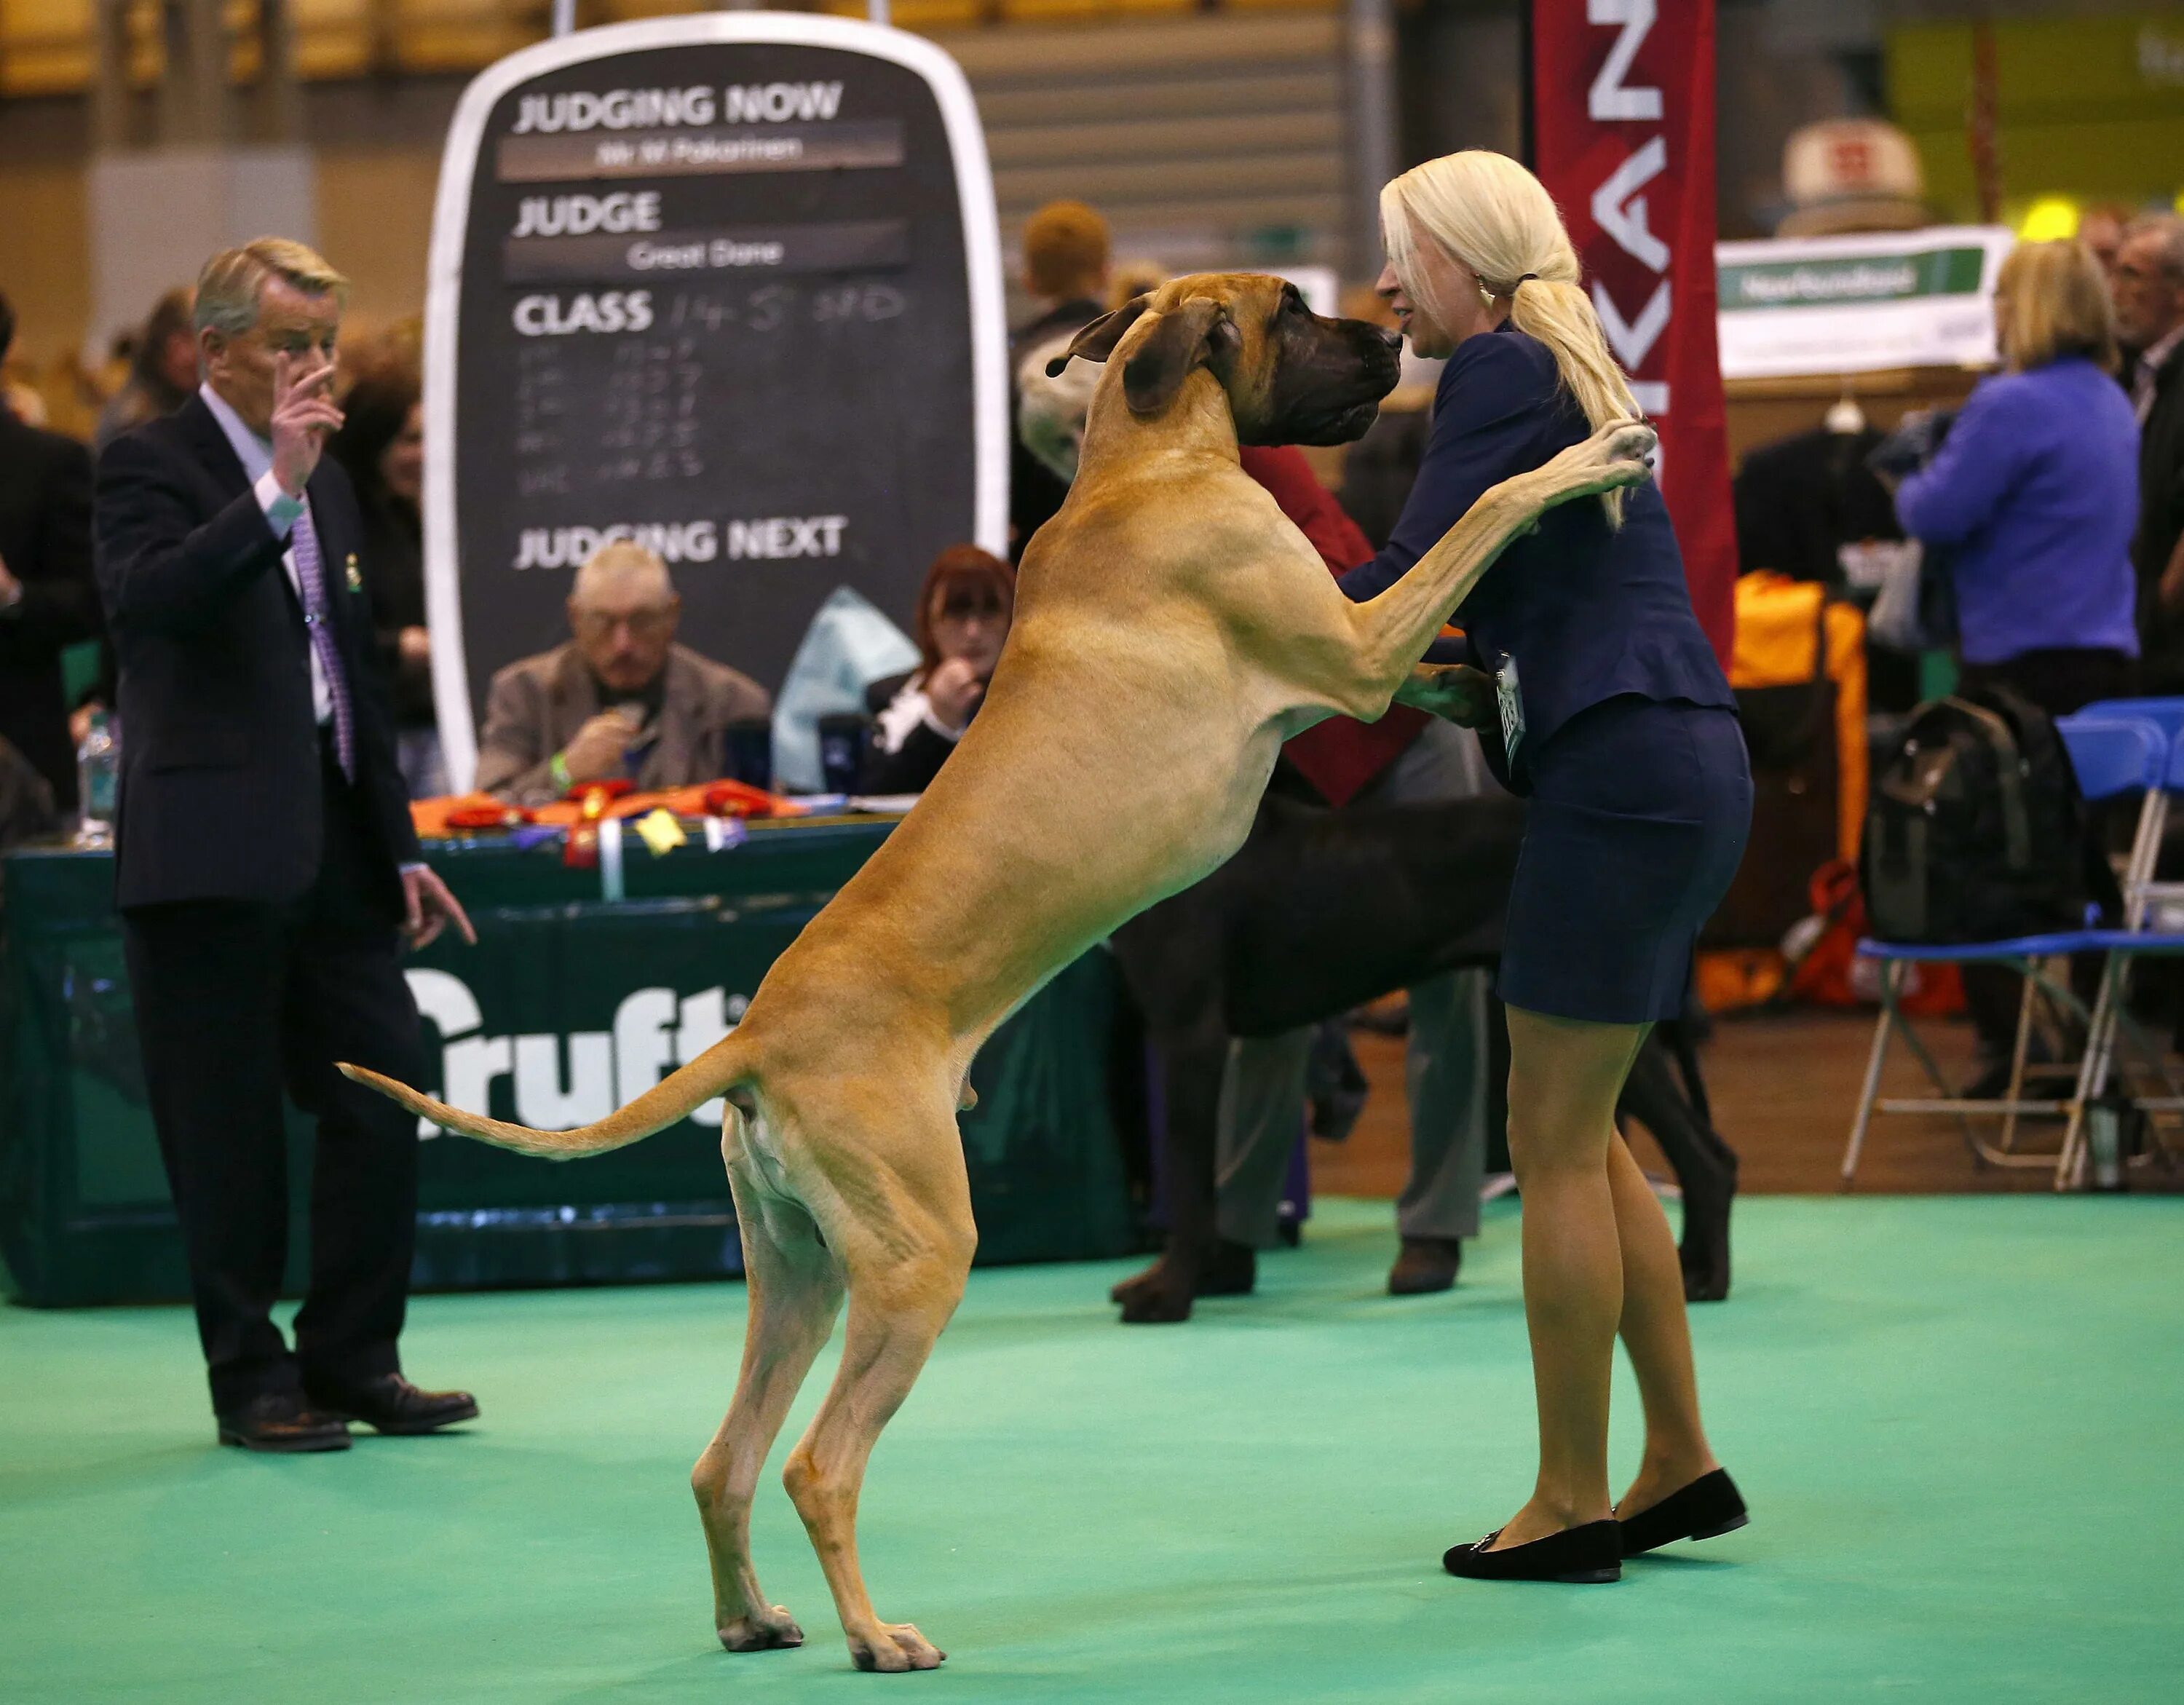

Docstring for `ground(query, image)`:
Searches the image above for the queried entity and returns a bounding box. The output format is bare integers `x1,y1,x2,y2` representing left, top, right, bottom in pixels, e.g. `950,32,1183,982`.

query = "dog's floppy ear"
1047,296,1149,375
1121,298,1238,416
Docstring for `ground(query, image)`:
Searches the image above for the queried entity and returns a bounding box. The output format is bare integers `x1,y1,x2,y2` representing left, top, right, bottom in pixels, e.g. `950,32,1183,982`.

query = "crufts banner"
1532,0,1735,663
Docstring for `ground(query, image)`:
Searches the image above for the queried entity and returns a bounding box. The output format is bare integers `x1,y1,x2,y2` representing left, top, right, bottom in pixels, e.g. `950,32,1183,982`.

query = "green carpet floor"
4,1195,2180,1704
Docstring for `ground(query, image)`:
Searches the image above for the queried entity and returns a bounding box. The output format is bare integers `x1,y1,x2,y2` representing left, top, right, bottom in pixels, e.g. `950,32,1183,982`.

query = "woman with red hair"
858,545,1016,793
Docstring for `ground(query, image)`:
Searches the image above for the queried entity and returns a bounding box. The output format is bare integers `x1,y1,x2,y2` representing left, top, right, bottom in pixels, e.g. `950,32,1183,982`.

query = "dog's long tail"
336,1030,758,1161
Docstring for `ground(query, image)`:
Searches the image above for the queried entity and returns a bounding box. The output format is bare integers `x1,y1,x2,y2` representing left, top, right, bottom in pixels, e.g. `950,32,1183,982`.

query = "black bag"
1861,685,2100,944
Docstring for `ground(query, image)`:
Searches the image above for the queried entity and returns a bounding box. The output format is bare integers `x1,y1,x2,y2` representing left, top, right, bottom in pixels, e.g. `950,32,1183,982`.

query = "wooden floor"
1316,1005,2183,1199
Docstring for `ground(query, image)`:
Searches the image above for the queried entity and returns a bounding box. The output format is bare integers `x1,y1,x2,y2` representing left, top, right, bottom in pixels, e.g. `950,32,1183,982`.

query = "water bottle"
2086,1088,2130,1193
74,710,118,850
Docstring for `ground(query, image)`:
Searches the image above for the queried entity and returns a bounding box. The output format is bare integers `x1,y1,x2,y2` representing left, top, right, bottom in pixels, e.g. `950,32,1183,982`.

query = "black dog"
1106,782,1737,1322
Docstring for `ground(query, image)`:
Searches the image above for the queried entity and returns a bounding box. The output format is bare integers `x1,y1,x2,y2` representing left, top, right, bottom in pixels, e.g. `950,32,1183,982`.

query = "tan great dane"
342,274,1656,1672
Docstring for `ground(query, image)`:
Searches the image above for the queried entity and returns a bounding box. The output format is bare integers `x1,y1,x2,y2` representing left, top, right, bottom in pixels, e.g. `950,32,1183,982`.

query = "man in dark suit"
0,289,102,810
95,239,478,1452
2119,215,2184,689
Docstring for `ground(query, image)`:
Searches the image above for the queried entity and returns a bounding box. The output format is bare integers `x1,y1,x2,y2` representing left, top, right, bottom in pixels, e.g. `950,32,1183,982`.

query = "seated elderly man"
475,540,770,803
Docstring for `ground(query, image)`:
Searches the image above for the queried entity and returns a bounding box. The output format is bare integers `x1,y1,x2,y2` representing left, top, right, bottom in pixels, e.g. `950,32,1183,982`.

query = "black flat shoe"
1617,1469,1748,1556
306,1374,479,1436
1443,1520,1621,1583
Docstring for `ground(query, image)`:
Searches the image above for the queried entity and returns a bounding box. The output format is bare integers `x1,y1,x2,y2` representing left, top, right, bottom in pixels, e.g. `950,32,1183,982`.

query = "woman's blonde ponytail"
1382,151,1643,521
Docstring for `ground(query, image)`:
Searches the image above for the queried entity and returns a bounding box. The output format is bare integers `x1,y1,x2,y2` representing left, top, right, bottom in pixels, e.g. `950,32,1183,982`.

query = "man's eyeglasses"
573,608,675,640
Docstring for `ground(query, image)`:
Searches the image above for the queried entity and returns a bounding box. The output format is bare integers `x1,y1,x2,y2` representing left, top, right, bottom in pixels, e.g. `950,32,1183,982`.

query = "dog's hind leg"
779,1097,976,1673
1616,1039,1736,1303
694,1162,844,1653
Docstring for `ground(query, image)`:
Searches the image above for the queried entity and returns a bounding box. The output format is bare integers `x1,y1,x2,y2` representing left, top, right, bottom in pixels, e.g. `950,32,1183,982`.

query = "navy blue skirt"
1498,695,1752,1025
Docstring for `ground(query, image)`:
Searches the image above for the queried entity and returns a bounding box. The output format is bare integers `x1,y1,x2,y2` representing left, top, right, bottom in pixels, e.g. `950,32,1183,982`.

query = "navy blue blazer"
1337,325,1731,790
94,395,420,912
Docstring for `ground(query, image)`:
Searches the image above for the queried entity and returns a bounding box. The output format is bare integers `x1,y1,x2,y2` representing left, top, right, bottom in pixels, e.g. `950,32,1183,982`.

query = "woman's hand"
398,625,432,667
925,657,985,731
1393,663,1495,727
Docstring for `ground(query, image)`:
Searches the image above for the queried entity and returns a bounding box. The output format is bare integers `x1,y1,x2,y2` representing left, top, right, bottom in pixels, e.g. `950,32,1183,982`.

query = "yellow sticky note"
633,807,687,857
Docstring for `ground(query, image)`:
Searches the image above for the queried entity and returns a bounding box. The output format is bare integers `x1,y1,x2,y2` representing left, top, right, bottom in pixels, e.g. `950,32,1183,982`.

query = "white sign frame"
421,14,1008,793
1714,226,2016,383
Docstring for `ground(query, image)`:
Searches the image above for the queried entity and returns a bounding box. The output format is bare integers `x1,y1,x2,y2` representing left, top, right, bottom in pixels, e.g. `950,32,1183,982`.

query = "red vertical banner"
1532,0,1736,665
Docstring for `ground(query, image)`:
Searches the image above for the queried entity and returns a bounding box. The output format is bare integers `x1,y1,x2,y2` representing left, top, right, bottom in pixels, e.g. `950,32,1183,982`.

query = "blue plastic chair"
2050,718,2184,1186
1840,715,2168,1189
2076,696,2184,900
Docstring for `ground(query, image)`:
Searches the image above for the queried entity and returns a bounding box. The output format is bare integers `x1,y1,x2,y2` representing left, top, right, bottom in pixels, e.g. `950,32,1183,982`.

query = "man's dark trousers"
122,735,425,1415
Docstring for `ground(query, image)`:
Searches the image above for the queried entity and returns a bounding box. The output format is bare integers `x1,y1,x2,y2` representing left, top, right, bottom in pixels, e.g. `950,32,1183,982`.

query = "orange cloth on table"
1729,572,1868,863
411,783,804,839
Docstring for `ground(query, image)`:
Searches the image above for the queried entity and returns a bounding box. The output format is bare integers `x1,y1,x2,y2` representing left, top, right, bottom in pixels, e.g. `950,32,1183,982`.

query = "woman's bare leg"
1605,1130,1720,1516
1488,1005,1646,1548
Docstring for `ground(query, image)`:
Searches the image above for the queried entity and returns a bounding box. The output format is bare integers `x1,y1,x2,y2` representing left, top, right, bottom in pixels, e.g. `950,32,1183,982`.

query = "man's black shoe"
1388,1235,1463,1296
306,1374,480,1436
216,1392,353,1453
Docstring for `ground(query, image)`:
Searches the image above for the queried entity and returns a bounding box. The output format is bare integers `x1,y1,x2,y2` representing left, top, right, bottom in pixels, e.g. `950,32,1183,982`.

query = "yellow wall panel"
0,162,91,365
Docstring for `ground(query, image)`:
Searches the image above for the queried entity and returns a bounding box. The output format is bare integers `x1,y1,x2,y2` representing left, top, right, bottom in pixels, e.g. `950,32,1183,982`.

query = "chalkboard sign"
422,15,1007,790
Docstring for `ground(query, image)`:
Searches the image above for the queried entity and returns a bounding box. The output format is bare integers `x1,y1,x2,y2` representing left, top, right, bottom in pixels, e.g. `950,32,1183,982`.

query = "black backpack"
1861,685,2108,945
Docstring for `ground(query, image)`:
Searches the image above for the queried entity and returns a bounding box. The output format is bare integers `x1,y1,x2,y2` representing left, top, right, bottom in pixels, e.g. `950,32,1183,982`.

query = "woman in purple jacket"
1895,239,2140,714
1894,238,2140,1083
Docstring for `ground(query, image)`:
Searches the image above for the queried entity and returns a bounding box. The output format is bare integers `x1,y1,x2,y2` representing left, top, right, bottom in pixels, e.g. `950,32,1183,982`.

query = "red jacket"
1238,445,1428,807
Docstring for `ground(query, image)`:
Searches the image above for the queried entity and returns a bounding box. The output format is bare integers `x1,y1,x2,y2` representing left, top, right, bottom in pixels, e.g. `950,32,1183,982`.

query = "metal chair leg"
1841,959,1902,1191
2057,952,2119,1191
1999,967,2041,1158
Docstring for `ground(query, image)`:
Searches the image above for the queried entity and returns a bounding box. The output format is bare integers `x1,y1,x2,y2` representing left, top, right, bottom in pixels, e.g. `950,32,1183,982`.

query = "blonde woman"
1891,241,2140,1083
1336,152,1752,1582
1895,239,2138,718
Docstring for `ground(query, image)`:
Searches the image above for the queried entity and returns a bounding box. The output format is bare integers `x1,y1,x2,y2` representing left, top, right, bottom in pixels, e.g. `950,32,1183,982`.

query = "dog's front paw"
719,1605,804,1652
847,1621,946,1672
1396,664,1495,728
1547,419,1658,497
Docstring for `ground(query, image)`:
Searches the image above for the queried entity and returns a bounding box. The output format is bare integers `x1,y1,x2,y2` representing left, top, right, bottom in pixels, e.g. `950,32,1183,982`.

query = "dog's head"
1046,274,1401,446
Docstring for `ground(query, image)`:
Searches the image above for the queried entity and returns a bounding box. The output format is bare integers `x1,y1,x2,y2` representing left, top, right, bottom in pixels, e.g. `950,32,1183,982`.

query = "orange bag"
1787,860,1963,1015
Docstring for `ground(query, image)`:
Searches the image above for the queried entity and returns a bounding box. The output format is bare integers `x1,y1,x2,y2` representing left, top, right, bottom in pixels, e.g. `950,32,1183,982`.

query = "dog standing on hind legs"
340,272,1658,1671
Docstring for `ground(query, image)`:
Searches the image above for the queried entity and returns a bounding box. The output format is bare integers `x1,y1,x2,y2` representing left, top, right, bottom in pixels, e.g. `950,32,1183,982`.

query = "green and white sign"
1715,226,2014,379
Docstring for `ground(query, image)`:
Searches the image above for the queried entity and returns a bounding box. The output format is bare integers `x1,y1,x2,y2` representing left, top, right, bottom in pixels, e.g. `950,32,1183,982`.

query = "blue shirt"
1336,325,1730,787
197,381,333,724
1895,357,2140,666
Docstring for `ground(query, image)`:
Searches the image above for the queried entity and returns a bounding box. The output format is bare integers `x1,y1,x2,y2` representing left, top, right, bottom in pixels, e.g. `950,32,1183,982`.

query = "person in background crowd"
1891,239,2140,1091
1211,443,1497,1299
0,288,102,812
475,540,770,803
1010,199,1112,560
1108,257,1168,310
95,237,477,1452
2078,204,2133,286
2114,215,2184,691
858,545,1013,795
95,287,197,451
1895,240,2139,718
331,339,442,797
